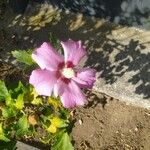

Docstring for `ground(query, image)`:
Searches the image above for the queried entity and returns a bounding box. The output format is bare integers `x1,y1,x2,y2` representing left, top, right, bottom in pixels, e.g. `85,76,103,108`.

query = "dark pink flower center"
57,61,76,84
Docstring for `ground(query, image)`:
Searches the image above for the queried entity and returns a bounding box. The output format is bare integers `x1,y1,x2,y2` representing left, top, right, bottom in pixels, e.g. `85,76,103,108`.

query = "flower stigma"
61,67,75,79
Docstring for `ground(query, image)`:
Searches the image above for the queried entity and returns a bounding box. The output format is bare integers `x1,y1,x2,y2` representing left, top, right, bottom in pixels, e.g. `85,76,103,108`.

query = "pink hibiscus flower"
29,39,96,108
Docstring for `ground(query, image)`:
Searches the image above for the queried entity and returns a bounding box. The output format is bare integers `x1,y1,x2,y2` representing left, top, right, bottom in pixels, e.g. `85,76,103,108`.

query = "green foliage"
0,134,10,143
0,123,10,142
50,117,68,128
0,80,74,149
49,33,63,54
2,107,17,118
12,50,34,65
52,131,74,150
0,80,9,100
15,93,24,110
0,140,17,150
16,115,29,136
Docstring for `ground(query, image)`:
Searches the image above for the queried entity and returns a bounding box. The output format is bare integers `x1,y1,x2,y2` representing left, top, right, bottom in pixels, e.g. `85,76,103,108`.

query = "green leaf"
59,108,70,120
10,81,27,99
0,124,10,142
0,80,9,100
50,117,68,128
49,33,62,53
0,140,17,150
14,81,26,93
42,107,52,118
5,95,13,107
48,97,61,109
47,124,57,134
2,107,17,118
31,97,42,105
0,123,3,134
12,50,34,65
49,33,58,48
52,131,74,150
16,115,29,136
0,135,10,142
15,93,24,110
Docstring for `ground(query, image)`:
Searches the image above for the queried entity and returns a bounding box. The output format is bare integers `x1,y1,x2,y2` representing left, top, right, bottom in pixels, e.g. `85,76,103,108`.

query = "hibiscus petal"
53,81,63,97
53,79,67,98
32,42,63,71
29,69,57,96
73,68,96,88
57,80,86,108
61,39,86,66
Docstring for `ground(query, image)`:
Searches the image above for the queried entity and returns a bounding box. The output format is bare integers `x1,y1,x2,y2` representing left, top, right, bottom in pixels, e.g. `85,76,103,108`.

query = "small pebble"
135,127,138,132
79,119,83,125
